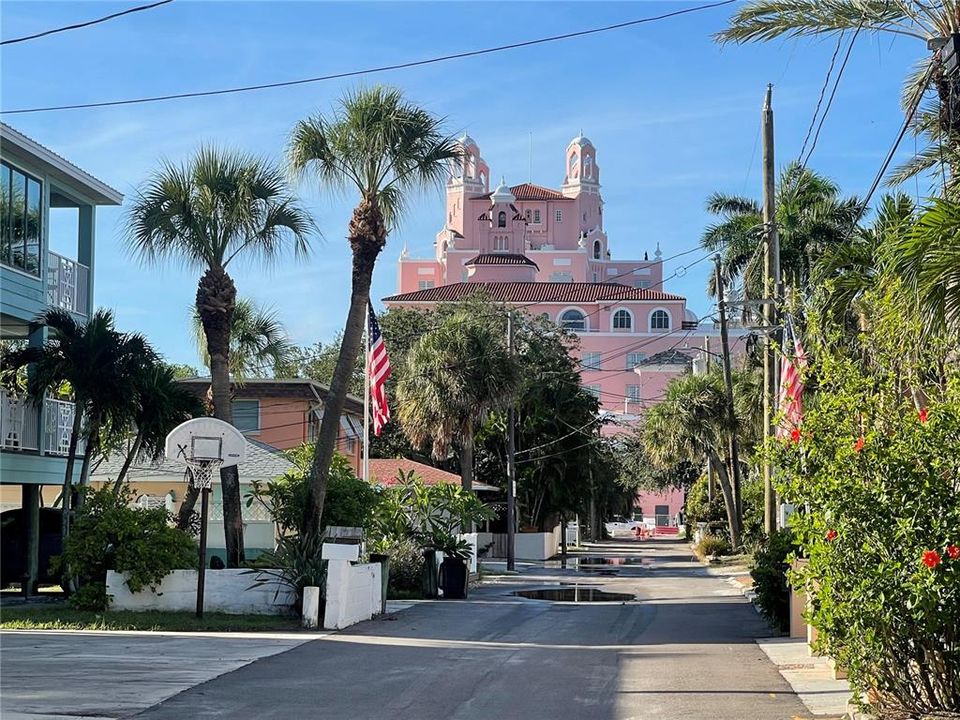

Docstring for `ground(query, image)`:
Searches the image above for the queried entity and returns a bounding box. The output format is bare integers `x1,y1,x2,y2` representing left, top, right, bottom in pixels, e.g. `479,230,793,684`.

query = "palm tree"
396,311,520,492
716,2,960,187
288,86,459,536
702,162,860,317
126,146,313,566
642,372,744,549
111,363,204,493
192,297,295,381
6,309,154,548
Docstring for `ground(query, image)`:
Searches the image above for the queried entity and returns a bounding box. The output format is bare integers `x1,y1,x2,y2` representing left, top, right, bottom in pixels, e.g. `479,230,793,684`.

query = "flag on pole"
367,305,392,436
776,317,807,438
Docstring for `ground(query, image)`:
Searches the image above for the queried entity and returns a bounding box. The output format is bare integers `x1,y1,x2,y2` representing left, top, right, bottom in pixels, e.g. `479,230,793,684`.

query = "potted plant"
432,531,473,599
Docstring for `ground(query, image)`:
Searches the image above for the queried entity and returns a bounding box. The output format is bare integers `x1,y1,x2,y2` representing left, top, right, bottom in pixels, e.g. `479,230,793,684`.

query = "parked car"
604,517,644,538
0,507,62,587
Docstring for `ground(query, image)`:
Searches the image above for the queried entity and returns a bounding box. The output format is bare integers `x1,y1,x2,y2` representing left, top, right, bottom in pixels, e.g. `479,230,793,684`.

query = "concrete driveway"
1,541,814,720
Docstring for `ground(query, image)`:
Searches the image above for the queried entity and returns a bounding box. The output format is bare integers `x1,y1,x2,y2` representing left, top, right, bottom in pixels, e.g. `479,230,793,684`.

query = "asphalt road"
132,540,810,720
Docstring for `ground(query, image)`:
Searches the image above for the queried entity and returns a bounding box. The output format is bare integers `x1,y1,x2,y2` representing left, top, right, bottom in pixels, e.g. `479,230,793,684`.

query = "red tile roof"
384,282,685,304
464,253,539,269
473,183,571,202
368,459,498,492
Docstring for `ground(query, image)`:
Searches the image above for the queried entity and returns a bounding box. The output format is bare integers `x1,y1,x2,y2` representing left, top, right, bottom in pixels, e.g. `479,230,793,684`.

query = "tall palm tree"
716,2,960,187
642,372,744,549
396,311,521,492
192,297,295,381
702,162,860,317
288,86,459,536
126,146,313,566
6,309,154,547
111,363,204,493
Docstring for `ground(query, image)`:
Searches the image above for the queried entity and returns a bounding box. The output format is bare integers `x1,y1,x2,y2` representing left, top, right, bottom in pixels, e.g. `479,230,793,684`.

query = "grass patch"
0,605,302,632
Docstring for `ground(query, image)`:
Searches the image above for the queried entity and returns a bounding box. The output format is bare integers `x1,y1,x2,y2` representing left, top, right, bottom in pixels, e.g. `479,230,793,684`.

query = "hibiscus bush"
768,304,960,718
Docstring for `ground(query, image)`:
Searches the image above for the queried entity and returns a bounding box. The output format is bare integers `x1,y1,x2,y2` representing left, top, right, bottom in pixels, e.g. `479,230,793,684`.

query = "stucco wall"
323,560,381,630
106,569,296,615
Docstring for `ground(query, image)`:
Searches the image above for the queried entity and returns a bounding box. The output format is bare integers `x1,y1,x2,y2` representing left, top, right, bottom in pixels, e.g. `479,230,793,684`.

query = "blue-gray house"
1,122,122,590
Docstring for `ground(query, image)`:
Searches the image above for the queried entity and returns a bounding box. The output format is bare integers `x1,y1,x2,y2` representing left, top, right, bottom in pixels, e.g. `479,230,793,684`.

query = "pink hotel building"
384,133,747,524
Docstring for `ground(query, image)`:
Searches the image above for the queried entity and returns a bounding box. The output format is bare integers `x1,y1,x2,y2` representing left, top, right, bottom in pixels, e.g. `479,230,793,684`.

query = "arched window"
584,155,593,179
560,309,586,331
612,309,632,330
650,309,670,332
569,153,579,175
593,240,602,260
497,211,507,228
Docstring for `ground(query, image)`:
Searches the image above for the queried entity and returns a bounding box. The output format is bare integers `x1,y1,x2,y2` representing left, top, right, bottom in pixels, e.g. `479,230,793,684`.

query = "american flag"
776,319,807,438
368,305,392,436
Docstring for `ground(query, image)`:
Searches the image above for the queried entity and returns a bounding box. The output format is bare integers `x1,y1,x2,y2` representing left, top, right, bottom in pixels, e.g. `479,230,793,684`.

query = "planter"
369,553,390,614
421,549,439,599
438,557,468,600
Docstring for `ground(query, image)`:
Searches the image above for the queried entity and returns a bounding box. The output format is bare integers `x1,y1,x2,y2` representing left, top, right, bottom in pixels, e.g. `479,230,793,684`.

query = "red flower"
918,407,929,424
825,529,838,542
854,436,865,453
790,428,801,443
922,550,941,569
947,545,960,560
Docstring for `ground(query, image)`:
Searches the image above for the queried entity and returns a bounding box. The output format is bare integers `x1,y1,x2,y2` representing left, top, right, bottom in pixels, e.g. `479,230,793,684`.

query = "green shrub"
695,534,731,558
59,485,197,610
384,536,425,596
750,528,795,632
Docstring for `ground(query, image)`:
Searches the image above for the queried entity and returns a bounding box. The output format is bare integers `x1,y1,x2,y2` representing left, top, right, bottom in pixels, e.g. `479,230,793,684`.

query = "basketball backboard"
165,418,246,468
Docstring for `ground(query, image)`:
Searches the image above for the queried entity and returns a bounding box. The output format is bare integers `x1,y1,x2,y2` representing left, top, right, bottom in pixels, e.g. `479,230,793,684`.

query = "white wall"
106,569,296,615
515,526,560,561
323,560,381,630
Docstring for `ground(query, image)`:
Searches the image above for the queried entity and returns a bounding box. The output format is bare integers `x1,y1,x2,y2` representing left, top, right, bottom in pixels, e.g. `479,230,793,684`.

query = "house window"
634,279,652,289
626,352,647,369
1,161,42,276
418,280,435,290
585,384,601,399
626,385,642,402
592,272,598,282
493,235,508,252
232,399,260,433
533,209,541,224
650,309,671,331
593,240,601,260
559,309,586,330
550,271,573,283
612,309,632,330
555,209,563,223
525,209,532,222
497,211,507,228
581,351,601,370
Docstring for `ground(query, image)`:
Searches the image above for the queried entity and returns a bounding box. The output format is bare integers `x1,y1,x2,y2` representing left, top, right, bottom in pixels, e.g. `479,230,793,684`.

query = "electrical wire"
0,0,736,115
798,31,846,163
1,0,174,46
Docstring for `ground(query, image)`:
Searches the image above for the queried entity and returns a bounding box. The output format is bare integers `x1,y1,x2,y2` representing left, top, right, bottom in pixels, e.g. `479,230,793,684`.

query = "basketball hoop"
186,458,223,490
165,418,246,619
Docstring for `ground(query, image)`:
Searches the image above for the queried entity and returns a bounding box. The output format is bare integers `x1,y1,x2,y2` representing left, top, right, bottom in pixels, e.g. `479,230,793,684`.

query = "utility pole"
761,84,781,536
714,255,742,536
506,312,517,572
704,336,715,503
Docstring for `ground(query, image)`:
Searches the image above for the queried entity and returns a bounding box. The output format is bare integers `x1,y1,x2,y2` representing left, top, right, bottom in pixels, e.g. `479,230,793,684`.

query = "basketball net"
186,458,223,490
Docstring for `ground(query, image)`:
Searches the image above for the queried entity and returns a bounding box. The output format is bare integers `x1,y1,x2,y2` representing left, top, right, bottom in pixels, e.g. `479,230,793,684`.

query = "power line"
1,0,174,47
797,31,846,163
0,0,736,115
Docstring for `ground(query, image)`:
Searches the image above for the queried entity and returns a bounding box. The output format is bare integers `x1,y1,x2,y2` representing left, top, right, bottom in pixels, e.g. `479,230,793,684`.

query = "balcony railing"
47,252,90,316
0,391,78,456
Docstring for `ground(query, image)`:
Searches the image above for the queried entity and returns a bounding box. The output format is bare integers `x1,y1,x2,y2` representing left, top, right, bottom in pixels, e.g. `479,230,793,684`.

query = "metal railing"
0,390,40,451
47,251,90,316
43,398,76,456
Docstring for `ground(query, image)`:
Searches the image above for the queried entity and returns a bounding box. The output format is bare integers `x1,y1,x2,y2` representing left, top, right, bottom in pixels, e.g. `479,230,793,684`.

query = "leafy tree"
701,162,860,316
716,1,960,188
642,371,744,549
127,146,313,567
165,362,200,379
192,297,295,381
288,87,459,537
396,310,520,492
275,333,364,395
6,309,154,553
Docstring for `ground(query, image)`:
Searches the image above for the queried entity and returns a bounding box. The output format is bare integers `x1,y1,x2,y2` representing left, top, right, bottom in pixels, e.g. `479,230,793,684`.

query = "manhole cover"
512,587,635,602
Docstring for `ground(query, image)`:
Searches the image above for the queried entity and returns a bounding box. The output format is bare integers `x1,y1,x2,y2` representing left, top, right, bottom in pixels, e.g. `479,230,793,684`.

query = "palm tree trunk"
459,418,474,493
708,449,742,550
76,422,100,505
112,430,144,494
59,406,83,588
304,196,386,539
176,481,200,532
197,265,244,567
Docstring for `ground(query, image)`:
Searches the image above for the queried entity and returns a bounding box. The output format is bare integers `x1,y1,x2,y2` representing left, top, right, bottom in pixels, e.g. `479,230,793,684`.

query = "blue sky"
1,1,926,367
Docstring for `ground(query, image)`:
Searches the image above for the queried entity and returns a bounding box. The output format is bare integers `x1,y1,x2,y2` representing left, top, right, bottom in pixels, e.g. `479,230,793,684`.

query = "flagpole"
363,302,371,483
